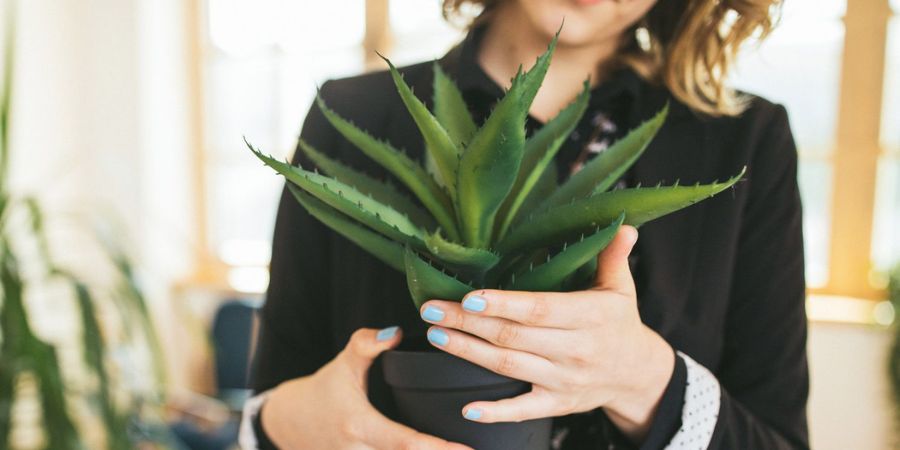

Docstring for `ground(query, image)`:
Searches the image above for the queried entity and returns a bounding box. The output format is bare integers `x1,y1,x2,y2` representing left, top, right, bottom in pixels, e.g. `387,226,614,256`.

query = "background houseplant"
0,4,177,449
886,262,900,446
249,33,743,448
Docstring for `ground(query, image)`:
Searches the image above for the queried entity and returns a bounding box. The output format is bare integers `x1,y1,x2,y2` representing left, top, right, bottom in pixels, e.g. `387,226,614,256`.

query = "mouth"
574,0,607,5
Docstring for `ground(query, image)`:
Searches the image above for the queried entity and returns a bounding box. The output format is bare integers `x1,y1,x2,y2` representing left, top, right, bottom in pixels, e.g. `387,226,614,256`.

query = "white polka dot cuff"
665,351,721,449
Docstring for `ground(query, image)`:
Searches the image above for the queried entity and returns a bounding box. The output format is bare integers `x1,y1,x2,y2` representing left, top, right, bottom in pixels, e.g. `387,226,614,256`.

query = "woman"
242,0,808,449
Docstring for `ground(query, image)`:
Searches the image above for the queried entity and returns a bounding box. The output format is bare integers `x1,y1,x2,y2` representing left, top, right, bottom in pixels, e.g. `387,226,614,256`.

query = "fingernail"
421,306,445,322
376,326,399,341
427,328,449,346
464,408,482,421
462,295,487,312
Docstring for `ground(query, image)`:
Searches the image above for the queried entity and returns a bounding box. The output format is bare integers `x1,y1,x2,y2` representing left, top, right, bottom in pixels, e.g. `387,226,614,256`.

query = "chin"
515,0,656,47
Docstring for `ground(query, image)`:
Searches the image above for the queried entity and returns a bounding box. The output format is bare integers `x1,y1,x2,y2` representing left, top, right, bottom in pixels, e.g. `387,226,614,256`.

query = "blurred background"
0,0,898,448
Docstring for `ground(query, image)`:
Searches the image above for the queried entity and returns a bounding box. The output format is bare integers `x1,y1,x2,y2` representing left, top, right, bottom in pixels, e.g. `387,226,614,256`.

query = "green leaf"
315,98,459,240
559,257,599,291
508,213,622,291
32,341,82,450
0,360,14,447
424,231,500,276
404,247,475,308
516,31,557,115
540,104,668,210
496,79,589,238
98,235,168,395
298,139,435,229
498,168,746,254
433,63,476,147
0,0,15,189
70,279,130,449
290,186,405,272
0,246,81,450
456,36,556,247
515,163,558,222
382,56,460,196
249,143,427,246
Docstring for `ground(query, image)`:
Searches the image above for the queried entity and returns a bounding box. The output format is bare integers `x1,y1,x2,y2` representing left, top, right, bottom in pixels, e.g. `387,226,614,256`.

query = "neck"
477,6,620,121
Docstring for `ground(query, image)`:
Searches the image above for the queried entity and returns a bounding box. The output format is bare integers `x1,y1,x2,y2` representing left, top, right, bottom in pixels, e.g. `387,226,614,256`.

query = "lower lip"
575,0,605,5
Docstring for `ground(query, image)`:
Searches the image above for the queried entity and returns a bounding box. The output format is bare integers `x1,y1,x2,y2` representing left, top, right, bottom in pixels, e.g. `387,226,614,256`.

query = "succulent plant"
248,35,744,308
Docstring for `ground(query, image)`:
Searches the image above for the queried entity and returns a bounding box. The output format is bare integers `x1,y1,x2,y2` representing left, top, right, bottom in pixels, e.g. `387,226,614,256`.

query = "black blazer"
251,33,809,450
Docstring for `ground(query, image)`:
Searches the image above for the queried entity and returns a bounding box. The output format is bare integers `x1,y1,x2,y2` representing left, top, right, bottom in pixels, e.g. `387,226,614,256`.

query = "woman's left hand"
419,226,675,440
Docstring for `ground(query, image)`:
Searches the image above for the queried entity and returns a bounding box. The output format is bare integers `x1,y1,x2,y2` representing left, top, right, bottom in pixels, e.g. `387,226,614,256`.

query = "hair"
442,0,782,117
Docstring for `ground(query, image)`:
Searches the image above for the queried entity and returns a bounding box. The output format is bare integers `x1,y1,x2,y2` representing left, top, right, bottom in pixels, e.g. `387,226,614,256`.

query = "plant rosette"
249,31,742,449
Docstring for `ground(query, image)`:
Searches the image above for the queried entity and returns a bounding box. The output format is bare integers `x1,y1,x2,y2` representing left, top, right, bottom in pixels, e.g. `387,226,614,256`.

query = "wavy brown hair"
442,0,782,117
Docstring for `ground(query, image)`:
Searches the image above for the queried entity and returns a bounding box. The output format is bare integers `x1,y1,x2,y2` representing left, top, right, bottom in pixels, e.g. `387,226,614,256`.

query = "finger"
359,412,473,450
593,225,638,297
462,389,563,424
426,326,555,384
420,300,571,356
456,289,592,328
341,326,402,382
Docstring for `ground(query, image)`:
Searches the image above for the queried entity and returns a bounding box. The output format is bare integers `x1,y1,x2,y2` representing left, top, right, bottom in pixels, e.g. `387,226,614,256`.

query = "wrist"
260,378,305,448
605,328,675,439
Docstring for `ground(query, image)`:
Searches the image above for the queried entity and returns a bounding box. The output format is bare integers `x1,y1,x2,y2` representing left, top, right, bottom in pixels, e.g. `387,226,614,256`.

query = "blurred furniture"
169,298,258,450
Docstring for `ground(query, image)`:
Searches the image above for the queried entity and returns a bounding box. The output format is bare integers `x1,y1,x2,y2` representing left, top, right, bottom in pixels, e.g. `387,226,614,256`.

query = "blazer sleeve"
707,103,810,449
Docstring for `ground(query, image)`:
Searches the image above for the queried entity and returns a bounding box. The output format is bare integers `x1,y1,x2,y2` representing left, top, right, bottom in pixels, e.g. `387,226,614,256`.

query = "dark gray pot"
382,350,553,450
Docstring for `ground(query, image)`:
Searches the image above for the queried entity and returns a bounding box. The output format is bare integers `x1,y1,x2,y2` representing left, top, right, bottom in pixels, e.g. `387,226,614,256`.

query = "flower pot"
382,349,553,450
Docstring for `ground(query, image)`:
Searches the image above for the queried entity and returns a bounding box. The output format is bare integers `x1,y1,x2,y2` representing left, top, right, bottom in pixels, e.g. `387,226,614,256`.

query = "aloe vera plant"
249,34,744,308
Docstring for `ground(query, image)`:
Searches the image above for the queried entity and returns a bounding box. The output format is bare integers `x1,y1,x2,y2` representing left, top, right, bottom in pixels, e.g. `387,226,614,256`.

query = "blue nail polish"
376,326,399,341
427,328,449,346
462,295,487,312
421,306,445,322
464,408,482,420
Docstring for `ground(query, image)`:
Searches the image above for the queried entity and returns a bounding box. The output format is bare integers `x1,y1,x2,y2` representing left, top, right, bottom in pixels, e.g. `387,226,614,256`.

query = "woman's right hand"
260,327,473,450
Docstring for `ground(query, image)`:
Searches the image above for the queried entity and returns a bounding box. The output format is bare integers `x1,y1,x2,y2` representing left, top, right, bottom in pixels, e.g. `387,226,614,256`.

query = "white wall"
8,0,197,388
809,322,896,449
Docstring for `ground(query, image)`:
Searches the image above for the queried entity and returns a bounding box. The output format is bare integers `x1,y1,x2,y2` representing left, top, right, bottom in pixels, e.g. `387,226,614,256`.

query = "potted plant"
248,33,742,449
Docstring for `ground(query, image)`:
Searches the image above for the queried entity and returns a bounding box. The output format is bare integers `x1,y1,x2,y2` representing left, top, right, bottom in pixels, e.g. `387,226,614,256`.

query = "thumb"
341,326,402,383
593,225,638,296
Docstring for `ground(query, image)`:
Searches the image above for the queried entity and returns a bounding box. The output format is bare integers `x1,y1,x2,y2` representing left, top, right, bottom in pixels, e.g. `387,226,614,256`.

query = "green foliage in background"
249,31,744,308
0,3,176,449
886,263,900,443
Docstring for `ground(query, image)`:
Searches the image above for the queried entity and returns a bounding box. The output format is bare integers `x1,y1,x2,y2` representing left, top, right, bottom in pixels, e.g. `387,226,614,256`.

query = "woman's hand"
419,226,675,442
261,327,473,450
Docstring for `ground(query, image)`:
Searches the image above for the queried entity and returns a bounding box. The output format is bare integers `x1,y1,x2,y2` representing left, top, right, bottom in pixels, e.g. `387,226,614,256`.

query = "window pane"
799,161,834,287
731,0,845,155
874,11,900,276
388,0,464,65
278,0,365,53
881,15,900,151
207,165,282,264
205,55,280,161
